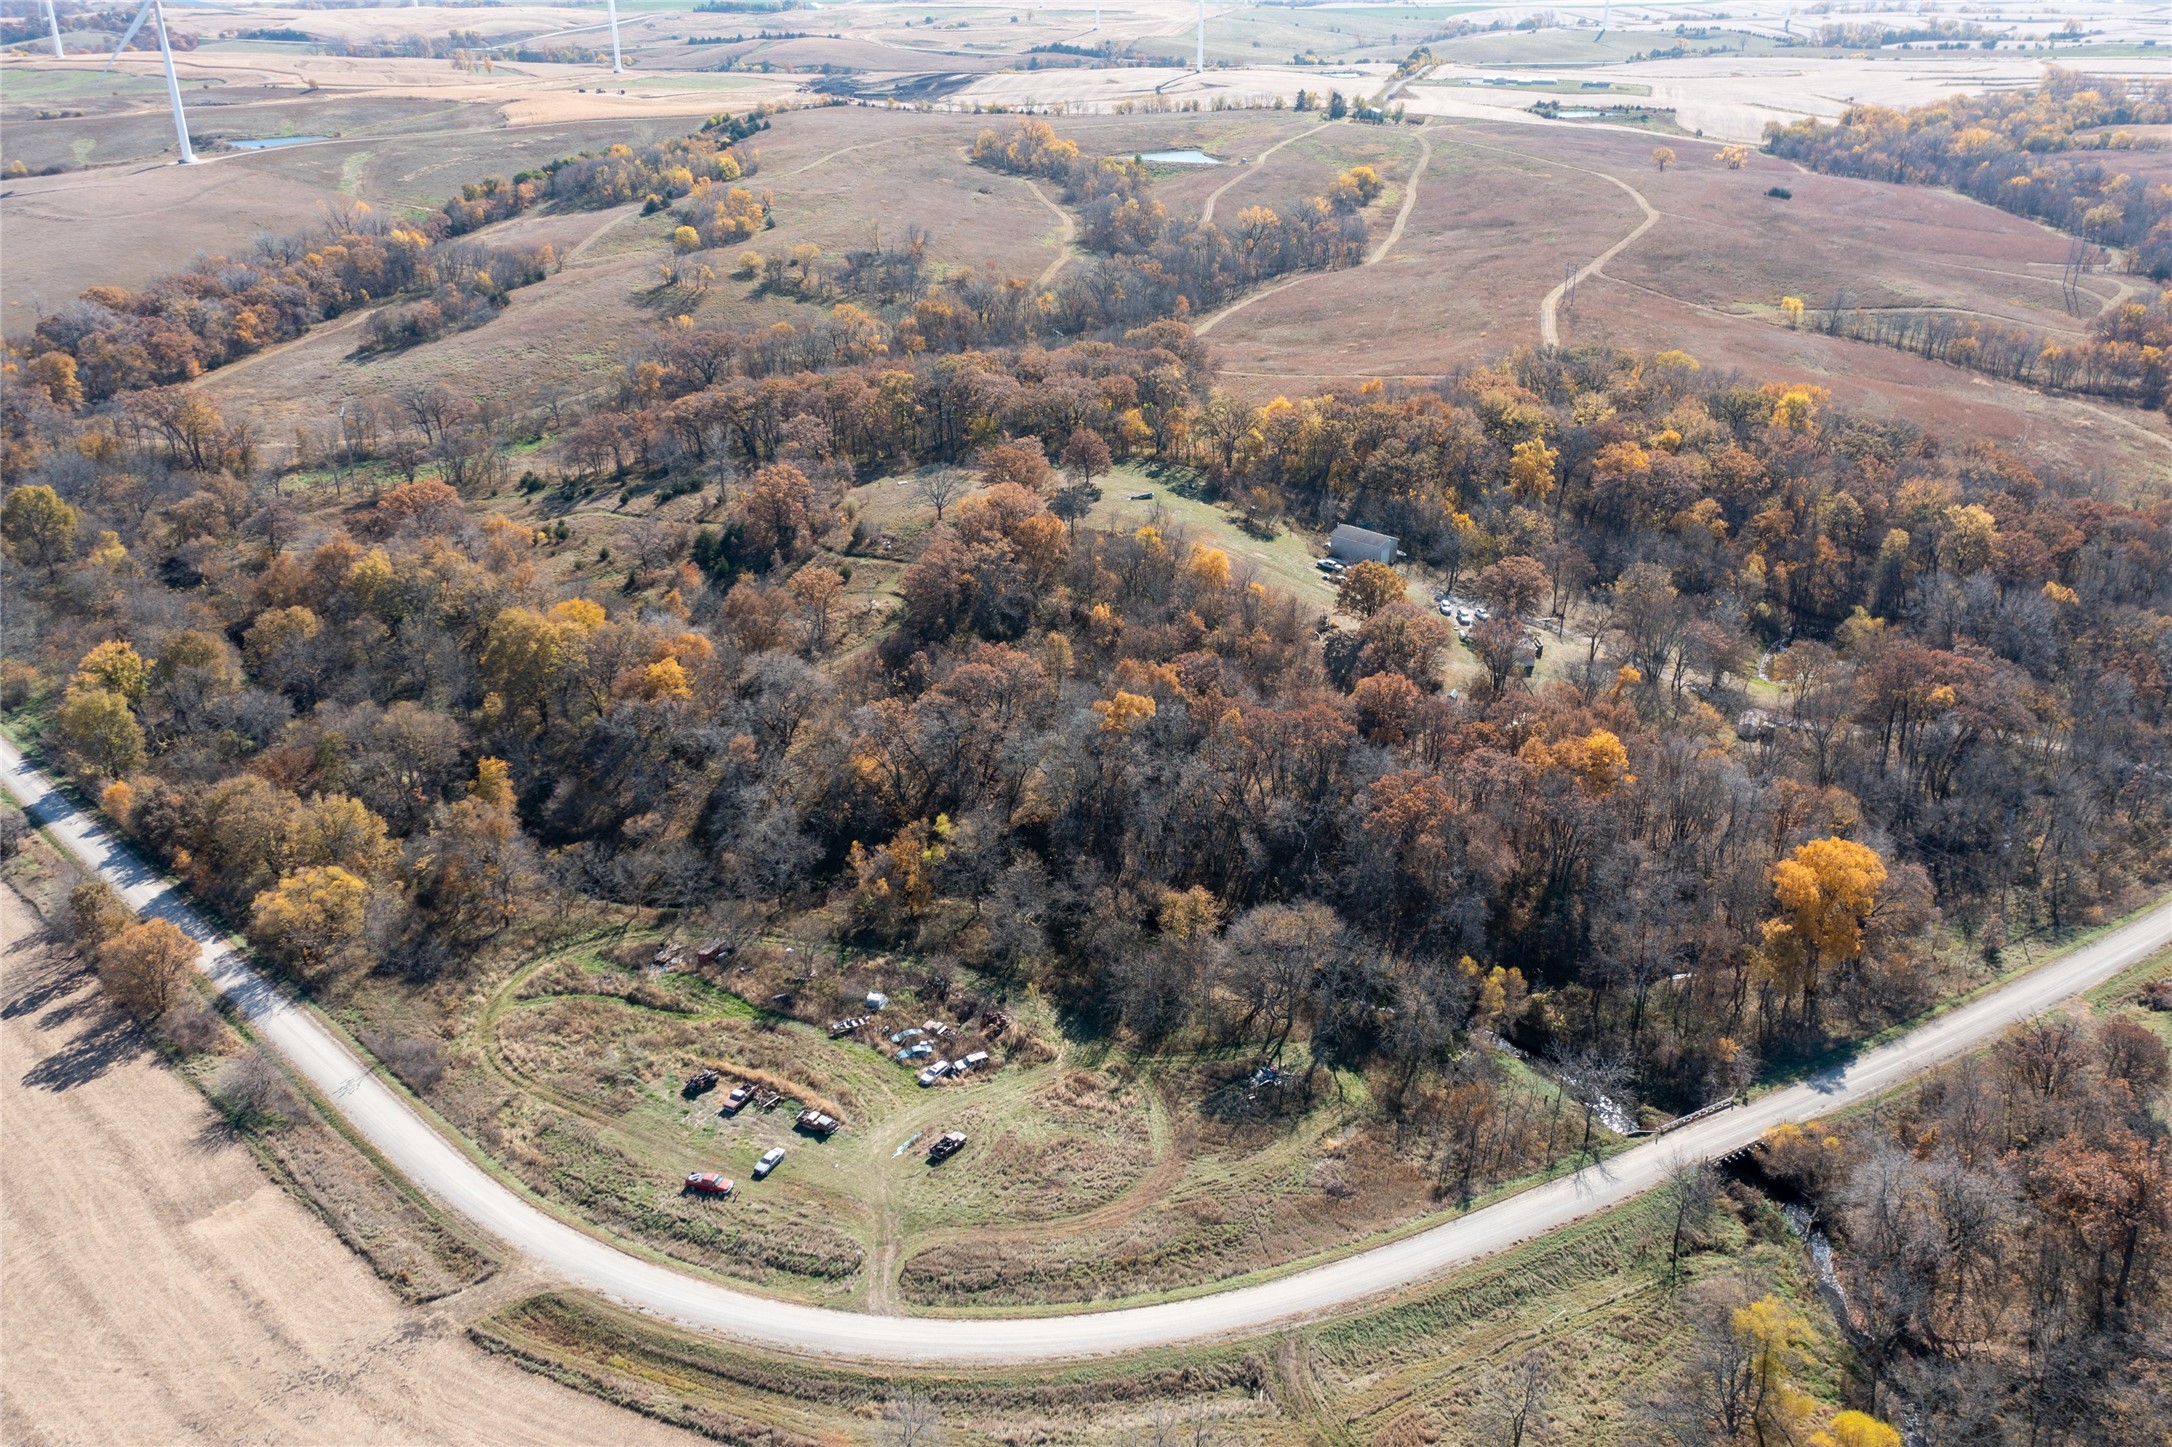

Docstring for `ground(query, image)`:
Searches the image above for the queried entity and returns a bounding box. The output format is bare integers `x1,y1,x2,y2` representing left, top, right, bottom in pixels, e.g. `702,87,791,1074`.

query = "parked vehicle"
1315,559,1340,574
720,1083,754,1113
1457,608,1473,625
753,1147,785,1179
682,1068,720,1099
1438,599,1454,616
888,1026,924,1045
795,1109,840,1136
895,1041,934,1063
958,1050,990,1073
928,1131,968,1163
1475,606,1491,621
865,990,889,1011
829,1016,869,1038
917,1060,952,1086
683,1171,734,1197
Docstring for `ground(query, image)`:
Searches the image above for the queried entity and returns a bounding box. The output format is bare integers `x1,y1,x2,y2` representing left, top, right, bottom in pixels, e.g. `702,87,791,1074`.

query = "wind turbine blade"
104,0,155,73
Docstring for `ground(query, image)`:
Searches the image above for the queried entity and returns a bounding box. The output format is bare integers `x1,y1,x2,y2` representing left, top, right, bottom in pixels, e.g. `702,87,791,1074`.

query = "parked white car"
753,1147,785,1179
917,1060,952,1087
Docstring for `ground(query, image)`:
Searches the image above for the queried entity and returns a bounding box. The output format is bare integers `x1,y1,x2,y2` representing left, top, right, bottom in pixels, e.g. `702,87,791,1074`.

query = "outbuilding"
1328,524,1399,565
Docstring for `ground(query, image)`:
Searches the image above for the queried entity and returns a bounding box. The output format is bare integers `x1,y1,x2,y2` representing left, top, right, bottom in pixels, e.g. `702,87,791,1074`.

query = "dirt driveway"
0,885,689,1446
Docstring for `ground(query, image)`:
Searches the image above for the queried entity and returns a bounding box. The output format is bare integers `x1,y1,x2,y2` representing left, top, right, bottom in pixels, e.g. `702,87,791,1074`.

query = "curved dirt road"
1528,162,1657,346
7,737,2169,1365
1022,177,1076,291
1199,121,1327,226
1196,135,1433,338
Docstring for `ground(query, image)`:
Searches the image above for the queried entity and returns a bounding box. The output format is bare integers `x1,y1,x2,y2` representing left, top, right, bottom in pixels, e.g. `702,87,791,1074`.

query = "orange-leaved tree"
1336,559,1404,617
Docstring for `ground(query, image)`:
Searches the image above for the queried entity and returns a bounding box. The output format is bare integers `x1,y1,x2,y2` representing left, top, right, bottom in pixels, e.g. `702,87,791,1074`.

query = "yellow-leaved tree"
251,865,369,980
1764,837,1886,1027
1813,1410,1904,1447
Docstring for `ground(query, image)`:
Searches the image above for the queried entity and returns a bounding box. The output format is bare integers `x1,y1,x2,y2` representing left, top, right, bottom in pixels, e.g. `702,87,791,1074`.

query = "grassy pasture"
330,901,1615,1310
469,1179,1848,1442
1196,114,2172,481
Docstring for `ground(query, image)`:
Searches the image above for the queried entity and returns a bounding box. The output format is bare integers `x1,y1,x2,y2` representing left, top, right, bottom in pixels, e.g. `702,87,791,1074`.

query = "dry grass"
1199,115,2172,481
467,1184,1847,1445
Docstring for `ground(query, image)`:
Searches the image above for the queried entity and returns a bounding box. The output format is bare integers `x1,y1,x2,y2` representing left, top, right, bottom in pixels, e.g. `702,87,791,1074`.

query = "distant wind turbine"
1196,0,1205,71
104,0,195,164
605,0,625,73
40,0,63,57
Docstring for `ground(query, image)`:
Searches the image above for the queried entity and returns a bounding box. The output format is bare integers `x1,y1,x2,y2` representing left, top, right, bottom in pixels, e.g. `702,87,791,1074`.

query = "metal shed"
1328,524,1399,564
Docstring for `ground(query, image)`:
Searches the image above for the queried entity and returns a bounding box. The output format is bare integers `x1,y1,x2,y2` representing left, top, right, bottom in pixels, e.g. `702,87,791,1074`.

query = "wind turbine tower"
606,0,625,73
1196,0,1205,71
106,0,195,164
40,0,63,56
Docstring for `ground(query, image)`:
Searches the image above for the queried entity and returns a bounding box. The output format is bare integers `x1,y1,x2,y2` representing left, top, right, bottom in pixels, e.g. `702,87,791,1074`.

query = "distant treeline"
1767,71,2172,277
315,29,600,64
1808,290,2172,410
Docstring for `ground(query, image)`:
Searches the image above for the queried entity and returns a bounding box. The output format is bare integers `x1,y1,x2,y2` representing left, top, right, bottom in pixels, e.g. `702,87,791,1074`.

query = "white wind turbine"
40,0,63,57
105,0,195,164
605,0,625,73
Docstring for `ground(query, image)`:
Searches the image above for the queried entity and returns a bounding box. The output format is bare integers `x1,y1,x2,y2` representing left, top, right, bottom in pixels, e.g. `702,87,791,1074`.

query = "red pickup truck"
683,1171,735,1197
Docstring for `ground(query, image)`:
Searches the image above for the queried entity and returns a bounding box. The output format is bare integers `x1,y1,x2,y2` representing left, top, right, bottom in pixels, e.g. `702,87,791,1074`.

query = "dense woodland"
4,114,2169,1443
1755,1009,2170,1443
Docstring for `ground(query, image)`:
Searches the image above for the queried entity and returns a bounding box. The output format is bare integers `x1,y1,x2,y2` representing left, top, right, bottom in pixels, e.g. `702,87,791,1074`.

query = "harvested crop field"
0,885,691,1446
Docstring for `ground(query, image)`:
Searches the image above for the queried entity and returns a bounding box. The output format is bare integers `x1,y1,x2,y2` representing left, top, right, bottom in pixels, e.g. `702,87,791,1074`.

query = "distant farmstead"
1329,524,1399,564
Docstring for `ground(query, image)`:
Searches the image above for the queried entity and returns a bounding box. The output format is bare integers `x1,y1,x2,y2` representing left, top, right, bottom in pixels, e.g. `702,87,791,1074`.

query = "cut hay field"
0,95,762,332
196,105,1072,435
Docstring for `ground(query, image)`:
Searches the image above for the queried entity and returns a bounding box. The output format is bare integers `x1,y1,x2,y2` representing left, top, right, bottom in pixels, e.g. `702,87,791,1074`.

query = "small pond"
1137,148,1221,166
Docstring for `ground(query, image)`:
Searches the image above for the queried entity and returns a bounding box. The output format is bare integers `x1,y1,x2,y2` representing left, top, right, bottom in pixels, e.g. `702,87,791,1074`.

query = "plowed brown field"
0,886,689,1447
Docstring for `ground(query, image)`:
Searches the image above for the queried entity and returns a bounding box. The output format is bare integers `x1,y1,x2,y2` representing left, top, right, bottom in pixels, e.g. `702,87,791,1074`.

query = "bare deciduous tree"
1472,1348,1554,1447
